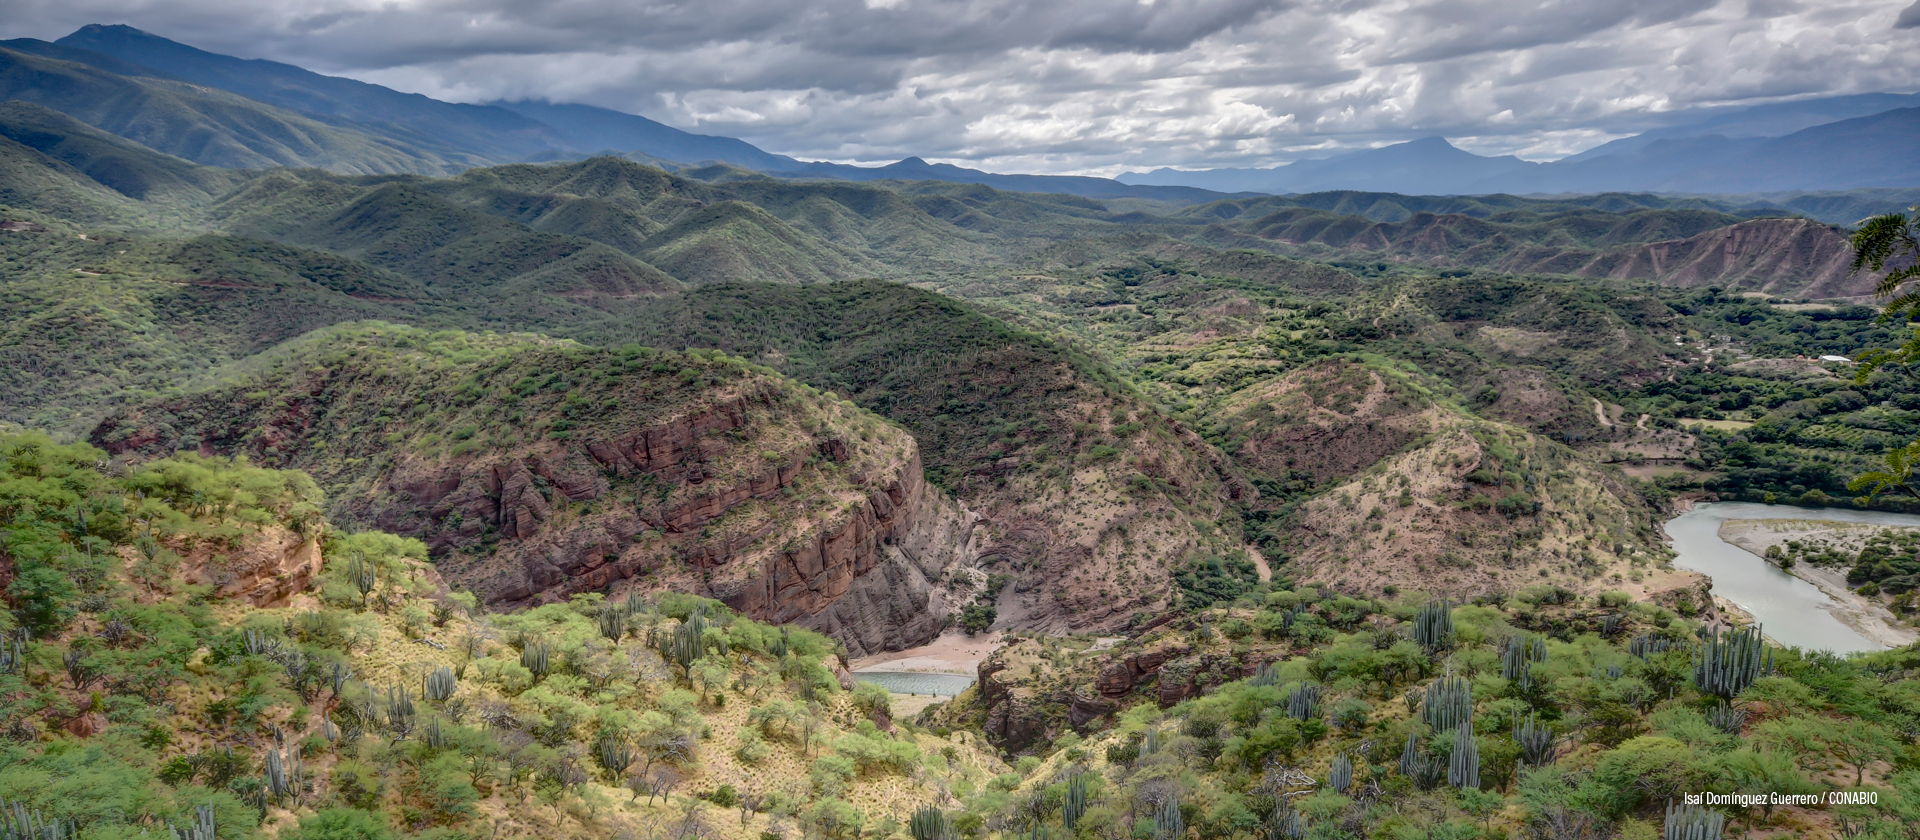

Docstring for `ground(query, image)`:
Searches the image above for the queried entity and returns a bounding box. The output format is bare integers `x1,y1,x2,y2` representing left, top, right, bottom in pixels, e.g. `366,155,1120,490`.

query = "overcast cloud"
3,0,1917,175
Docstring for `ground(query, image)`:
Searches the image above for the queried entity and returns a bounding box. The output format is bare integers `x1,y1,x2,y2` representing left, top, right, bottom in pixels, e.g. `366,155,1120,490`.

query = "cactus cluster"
1600,614,1625,637
1142,727,1163,756
1662,801,1725,840
1514,712,1557,768
1248,662,1282,688
2,800,72,840
1629,633,1682,659
659,612,710,674
1152,796,1184,840
1267,806,1305,840
1448,719,1480,790
1412,599,1455,651
1062,774,1091,830
595,733,635,776
264,741,303,803
596,606,626,642
1692,625,1770,700
0,630,25,676
1397,734,1446,791
910,806,956,840
1328,754,1353,794
1499,634,1547,680
424,665,458,702
166,803,216,840
1420,673,1473,733
1704,704,1748,735
385,685,417,737
522,642,553,681
242,628,279,657
423,717,450,750
346,552,377,609
1284,683,1322,722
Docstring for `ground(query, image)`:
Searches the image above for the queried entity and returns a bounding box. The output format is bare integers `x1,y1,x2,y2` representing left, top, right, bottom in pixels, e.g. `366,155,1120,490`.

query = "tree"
1717,748,1813,827
280,805,397,840
1844,212,1920,500
958,602,996,635
690,656,730,705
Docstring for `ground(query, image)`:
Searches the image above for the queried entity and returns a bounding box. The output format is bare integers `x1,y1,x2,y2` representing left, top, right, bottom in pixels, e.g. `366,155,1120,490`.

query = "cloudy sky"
4,0,1919,175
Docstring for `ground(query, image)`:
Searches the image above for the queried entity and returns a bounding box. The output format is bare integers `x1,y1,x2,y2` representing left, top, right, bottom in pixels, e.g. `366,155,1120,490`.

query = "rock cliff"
91,326,978,655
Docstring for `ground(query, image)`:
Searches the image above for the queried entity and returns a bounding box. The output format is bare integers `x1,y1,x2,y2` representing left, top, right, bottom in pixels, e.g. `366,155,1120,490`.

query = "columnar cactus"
1514,711,1557,768
1397,734,1446,791
2,800,73,840
1328,754,1353,794
423,718,450,750
596,607,626,642
1692,625,1767,700
1630,633,1681,659
595,733,635,777
167,804,216,840
1153,796,1184,840
1704,704,1748,735
1285,683,1322,722
1448,719,1480,790
1421,673,1473,733
910,806,956,840
1500,634,1546,680
1412,599,1455,651
424,665,458,702
347,553,377,609
1249,662,1282,688
1268,806,1305,839
0,630,25,676
1663,801,1726,840
385,686,416,737
1062,773,1091,830
522,642,552,681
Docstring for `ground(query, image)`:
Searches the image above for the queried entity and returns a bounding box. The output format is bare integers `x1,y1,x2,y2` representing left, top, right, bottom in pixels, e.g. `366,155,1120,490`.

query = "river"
1666,502,1920,654
849,671,976,696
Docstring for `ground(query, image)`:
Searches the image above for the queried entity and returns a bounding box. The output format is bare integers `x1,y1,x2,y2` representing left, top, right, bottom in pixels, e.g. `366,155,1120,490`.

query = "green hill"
592,280,1251,631
0,431,1001,840
0,100,246,205
0,45,460,174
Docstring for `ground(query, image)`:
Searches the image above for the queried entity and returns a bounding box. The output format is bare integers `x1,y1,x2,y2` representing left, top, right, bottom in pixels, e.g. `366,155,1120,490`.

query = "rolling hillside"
0,45,458,173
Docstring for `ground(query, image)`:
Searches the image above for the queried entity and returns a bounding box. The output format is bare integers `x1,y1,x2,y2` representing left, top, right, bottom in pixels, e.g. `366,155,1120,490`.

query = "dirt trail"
1592,398,1614,428
1247,544,1272,583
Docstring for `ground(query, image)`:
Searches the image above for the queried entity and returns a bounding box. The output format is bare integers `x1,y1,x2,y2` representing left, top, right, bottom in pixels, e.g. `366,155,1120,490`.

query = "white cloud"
3,0,1918,173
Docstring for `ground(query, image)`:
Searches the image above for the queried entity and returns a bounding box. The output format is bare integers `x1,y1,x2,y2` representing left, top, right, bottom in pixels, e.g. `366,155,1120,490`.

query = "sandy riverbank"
849,630,1002,676
1717,519,1918,648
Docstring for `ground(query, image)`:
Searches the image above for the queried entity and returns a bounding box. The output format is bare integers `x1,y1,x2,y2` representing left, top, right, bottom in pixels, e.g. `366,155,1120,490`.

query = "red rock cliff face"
354,389,976,656
96,379,978,656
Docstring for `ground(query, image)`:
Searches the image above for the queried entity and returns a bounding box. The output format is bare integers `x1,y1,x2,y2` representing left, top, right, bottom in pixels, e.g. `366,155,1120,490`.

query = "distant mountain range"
1122,95,1920,197
0,23,1916,203
0,24,1244,203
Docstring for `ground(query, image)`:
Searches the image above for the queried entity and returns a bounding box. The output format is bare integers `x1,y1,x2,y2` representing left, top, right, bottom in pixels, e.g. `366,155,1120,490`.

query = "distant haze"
3,0,1919,176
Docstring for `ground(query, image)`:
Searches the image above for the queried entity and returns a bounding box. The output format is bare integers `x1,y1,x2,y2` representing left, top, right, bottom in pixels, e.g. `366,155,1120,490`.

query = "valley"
5,23,1920,840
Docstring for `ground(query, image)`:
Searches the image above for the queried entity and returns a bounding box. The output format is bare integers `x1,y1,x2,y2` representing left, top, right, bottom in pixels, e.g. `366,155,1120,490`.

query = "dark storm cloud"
2,0,1918,174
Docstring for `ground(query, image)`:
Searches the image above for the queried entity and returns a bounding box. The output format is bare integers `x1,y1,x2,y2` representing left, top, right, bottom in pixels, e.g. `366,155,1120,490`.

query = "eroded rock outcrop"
89,331,980,657
175,525,323,608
